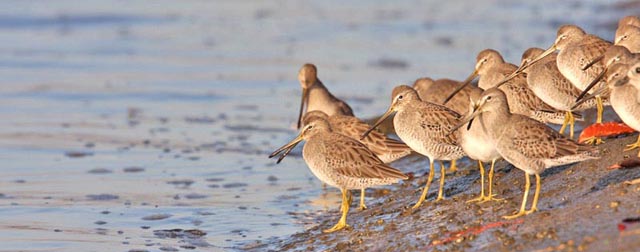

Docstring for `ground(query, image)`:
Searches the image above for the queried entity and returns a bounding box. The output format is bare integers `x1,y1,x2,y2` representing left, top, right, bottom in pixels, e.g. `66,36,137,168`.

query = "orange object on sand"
578,122,636,144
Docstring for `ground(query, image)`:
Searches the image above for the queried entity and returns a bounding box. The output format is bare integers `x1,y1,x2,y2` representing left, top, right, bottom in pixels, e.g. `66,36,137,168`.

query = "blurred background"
0,0,635,251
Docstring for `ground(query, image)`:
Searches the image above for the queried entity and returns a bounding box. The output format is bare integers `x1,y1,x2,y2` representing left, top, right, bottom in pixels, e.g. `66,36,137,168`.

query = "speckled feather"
303,131,408,189
303,111,412,163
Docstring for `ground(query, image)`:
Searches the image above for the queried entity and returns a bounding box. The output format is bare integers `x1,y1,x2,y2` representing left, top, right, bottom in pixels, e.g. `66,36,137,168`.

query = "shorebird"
413,77,482,172
578,63,640,157
444,49,566,125
456,98,503,203
514,25,612,144
270,117,407,232
578,45,639,96
301,111,412,210
614,25,640,53
362,85,465,209
453,88,599,218
518,48,592,139
617,15,640,28
413,77,483,115
296,63,354,129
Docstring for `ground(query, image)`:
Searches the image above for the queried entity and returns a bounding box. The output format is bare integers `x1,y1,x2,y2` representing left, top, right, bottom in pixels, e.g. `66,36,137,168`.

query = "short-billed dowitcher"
362,85,465,209
456,98,503,203
297,63,354,129
619,62,640,155
518,47,592,139
270,117,407,232
413,77,482,115
578,63,640,157
454,88,599,218
445,49,566,125
302,110,412,210
576,46,638,102
615,25,640,53
519,25,612,144
413,77,482,173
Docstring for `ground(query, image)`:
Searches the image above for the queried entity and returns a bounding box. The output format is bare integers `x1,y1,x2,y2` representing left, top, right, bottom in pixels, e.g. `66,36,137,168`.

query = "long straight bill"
575,66,607,102
495,63,526,88
296,88,309,129
361,107,394,140
443,70,477,104
269,134,304,162
582,55,604,71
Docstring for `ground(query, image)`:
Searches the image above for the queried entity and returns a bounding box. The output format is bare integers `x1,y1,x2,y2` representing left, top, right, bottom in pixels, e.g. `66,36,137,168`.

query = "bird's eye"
486,96,492,101
623,35,629,40
398,95,404,100
308,125,314,130
636,67,640,74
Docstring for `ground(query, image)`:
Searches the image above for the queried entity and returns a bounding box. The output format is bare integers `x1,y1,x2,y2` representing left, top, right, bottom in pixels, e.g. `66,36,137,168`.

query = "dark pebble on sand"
128,250,149,252
101,211,110,214
167,179,194,187
267,175,278,182
159,247,179,252
180,245,196,250
94,221,107,225
206,178,224,182
123,167,145,173
65,151,93,158
13,179,26,183
86,194,119,201
184,193,208,199
142,214,172,221
88,168,113,174
153,229,207,239
141,226,150,229
54,229,62,232
223,182,248,188
208,184,220,188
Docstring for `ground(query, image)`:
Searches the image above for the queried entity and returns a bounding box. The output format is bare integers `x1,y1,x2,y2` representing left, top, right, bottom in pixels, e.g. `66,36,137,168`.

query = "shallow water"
0,0,634,251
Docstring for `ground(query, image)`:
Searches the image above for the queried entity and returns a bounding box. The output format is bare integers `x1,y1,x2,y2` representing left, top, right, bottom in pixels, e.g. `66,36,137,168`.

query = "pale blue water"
0,0,631,251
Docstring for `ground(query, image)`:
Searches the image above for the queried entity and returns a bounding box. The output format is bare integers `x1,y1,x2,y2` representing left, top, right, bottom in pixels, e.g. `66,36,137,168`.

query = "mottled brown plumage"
364,85,464,209
303,111,411,164
413,77,482,115
270,117,406,232
457,88,599,218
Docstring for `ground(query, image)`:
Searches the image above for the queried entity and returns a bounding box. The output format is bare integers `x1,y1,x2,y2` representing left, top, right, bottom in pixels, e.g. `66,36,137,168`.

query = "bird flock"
269,16,640,233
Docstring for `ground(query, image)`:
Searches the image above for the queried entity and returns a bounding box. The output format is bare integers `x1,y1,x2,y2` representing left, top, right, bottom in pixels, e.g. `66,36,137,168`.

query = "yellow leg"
467,160,486,203
448,159,458,173
596,96,603,124
412,160,435,209
484,159,503,202
585,96,605,145
358,188,367,210
504,173,530,219
324,189,350,233
559,112,569,135
436,160,447,201
525,174,541,214
342,190,352,213
569,111,575,140
623,135,640,152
